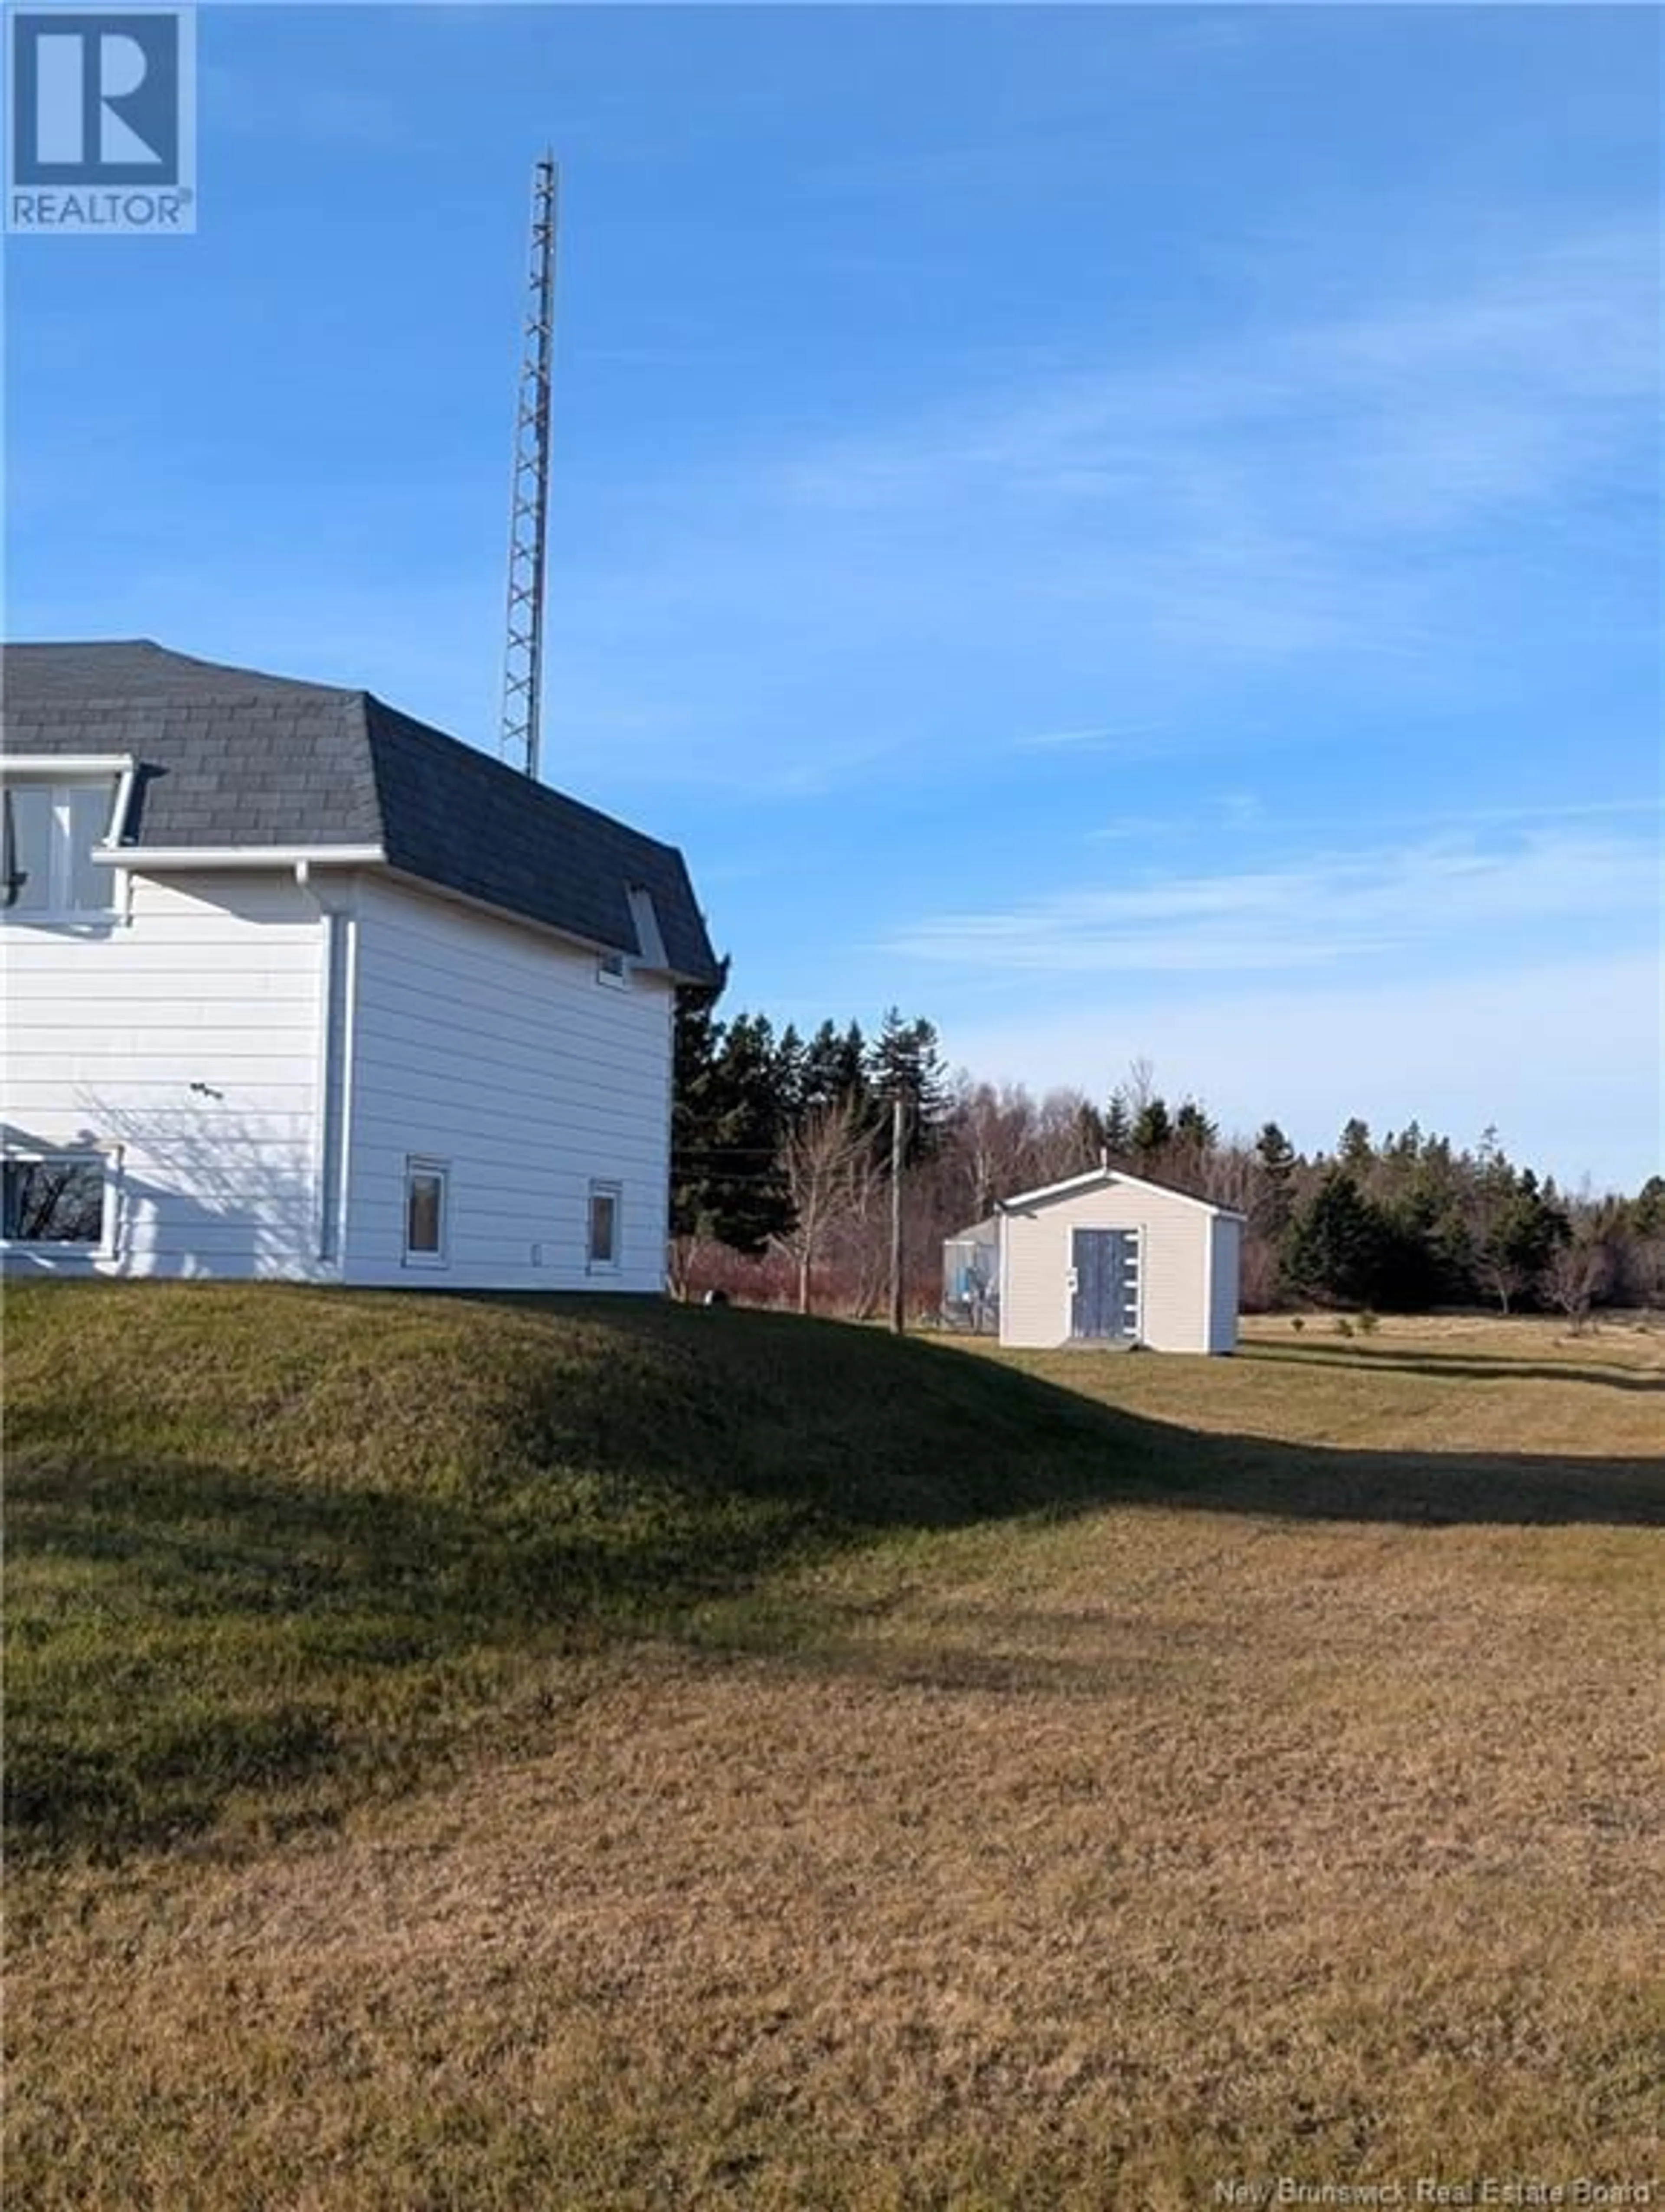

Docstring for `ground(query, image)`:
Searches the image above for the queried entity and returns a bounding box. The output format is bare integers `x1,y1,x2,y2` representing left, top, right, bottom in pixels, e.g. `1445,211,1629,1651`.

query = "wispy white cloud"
1084,816,1195,845
770,211,1657,679
1080,792,1661,849
1013,723,1161,754
940,949,1662,1196
480,205,1655,802
784,213,1657,525
885,823,1658,976
26,200,1646,812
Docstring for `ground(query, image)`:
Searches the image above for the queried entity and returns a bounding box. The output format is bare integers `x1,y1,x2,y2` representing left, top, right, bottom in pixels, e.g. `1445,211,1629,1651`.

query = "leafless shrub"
773,1098,878,1316
1543,1235,1612,1334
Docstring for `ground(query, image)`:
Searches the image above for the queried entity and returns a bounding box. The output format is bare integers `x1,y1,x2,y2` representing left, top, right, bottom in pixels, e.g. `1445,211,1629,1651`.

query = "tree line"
672,971,1665,1324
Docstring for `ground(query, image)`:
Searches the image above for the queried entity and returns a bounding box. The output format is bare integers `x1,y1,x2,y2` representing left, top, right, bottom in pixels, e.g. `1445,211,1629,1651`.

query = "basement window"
587,1181,621,1272
2,1154,111,1249
1,775,122,919
403,1158,450,1268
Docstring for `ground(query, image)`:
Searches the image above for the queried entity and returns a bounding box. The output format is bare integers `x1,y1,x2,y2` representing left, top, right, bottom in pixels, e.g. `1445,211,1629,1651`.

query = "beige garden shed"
982,1167,1242,1354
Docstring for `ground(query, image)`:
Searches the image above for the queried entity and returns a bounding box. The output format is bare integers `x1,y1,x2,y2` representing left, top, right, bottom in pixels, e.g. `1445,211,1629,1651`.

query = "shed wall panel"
1208,1215,1242,1352
999,1180,1218,1352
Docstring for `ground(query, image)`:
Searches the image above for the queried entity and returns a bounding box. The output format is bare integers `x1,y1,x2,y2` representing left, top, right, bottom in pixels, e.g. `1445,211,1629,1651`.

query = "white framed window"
403,1157,450,1268
1,775,122,920
1,1151,118,1255
587,1180,621,1272
595,948,629,989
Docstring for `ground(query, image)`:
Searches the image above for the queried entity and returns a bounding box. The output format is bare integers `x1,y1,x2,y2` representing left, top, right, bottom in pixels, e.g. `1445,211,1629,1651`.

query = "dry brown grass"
8,1312,1662,2209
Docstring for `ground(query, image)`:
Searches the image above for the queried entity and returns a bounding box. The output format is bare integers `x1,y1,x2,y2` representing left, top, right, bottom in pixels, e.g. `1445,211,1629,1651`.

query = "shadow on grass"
1239,1342,1665,1394
8,1292,1663,1863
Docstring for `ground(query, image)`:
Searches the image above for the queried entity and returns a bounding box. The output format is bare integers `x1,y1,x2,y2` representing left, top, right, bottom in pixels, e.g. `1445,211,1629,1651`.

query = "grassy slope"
6,1281,1120,1861
7,1289,1663,2208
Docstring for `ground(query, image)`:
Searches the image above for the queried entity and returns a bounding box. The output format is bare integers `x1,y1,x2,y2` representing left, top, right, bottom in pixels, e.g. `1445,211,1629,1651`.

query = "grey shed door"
1070,1228,1139,1340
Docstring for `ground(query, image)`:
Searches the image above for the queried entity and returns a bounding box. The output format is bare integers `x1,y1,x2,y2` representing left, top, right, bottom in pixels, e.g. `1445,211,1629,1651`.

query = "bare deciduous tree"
774,1097,874,1316
1635,1235,1665,1313
1200,1145,1256,1217
953,1079,1035,1223
1543,1234,1611,1333
1123,1057,1156,1117
1028,1088,1101,1187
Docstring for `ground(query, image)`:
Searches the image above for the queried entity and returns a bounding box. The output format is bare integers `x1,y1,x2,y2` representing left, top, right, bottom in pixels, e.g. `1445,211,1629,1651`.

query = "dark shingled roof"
0,640,719,983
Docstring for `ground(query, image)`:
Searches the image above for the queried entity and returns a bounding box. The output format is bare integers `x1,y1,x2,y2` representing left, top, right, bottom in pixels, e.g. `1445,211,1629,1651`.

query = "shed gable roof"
995,1167,1245,1222
0,640,719,983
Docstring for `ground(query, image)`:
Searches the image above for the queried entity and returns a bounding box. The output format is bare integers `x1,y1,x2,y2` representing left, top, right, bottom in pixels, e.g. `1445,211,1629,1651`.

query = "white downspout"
296,861,356,1276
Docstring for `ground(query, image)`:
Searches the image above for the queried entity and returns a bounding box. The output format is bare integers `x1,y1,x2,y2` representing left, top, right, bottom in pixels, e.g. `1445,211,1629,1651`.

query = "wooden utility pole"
888,1092,906,1335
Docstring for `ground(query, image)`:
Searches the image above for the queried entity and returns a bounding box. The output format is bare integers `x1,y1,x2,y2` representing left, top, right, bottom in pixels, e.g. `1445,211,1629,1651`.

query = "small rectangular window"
404,1158,449,1266
595,949,628,989
2,778,117,918
64,783,114,910
588,1181,620,1270
2,1156,106,1245
3,787,56,914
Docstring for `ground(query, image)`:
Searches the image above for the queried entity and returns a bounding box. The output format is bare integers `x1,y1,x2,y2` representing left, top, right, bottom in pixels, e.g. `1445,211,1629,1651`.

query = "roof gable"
996,1166,1244,1221
1,641,719,982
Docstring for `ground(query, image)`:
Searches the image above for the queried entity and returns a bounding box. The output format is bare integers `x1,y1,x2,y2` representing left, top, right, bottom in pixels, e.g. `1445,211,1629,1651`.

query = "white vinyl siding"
999,1176,1234,1354
0,871,324,1277
2,864,680,1290
342,878,673,1292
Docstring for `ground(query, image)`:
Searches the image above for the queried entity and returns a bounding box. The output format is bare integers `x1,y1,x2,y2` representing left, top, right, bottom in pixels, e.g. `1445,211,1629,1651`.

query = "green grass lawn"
3,1281,1137,1864
6,1286,1662,2209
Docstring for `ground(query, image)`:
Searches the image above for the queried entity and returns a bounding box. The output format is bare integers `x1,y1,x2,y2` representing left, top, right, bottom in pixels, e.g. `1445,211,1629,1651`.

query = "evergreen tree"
1469,1151,1567,1313
670,977,793,1257
1173,1099,1218,1152
1626,1175,1665,1309
1252,1121,1298,1239
799,1018,868,1118
1103,1088,1133,1161
1371,1195,1444,1309
722,1009,777,1071
1281,1169,1391,1307
1159,1098,1217,1195
1131,1096,1172,1168
670,968,725,1240
1339,1117,1374,1173
1386,1144,1469,1305
1385,1120,1423,1168
774,1022,807,1121
669,979,1633,1318
867,1008,950,1166
1633,1175,1665,1238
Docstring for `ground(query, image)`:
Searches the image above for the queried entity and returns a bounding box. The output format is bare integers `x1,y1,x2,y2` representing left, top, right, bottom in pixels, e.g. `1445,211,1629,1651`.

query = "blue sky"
7,4,1661,1188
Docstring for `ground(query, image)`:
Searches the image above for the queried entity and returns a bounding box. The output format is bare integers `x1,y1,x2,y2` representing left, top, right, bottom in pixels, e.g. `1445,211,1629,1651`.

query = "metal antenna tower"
500,154,558,780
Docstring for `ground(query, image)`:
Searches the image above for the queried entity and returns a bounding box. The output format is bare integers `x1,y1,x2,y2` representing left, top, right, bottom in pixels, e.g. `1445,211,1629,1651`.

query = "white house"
956,1167,1242,1354
0,640,719,1288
